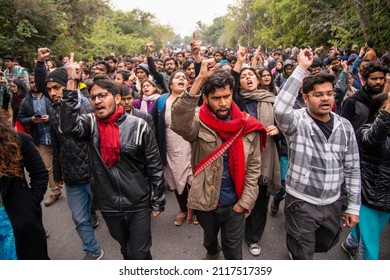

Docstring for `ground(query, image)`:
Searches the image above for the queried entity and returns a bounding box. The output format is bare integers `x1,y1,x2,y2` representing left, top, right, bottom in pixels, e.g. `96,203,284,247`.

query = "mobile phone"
34,114,42,118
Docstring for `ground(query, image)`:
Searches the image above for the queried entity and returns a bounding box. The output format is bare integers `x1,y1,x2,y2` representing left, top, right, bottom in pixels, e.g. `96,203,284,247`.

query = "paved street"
42,188,390,260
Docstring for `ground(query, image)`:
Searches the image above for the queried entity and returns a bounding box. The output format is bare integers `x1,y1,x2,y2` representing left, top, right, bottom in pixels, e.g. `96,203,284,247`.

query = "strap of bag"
193,113,249,177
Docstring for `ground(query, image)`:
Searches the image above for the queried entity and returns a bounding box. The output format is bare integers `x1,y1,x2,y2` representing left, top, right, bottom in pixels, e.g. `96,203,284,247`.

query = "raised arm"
273,49,313,136
60,63,92,141
171,59,219,142
251,46,261,69
233,44,248,74
34,48,51,101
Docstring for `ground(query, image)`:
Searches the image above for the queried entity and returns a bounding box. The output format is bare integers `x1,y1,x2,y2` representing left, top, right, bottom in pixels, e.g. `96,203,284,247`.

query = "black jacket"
341,87,372,131
34,60,93,186
3,132,49,259
60,89,165,213
132,107,156,136
357,110,390,212
49,95,93,185
18,91,52,145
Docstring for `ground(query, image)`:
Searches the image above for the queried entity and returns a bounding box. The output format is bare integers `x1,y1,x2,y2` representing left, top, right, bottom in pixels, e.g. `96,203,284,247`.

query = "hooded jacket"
274,59,294,88
341,87,372,131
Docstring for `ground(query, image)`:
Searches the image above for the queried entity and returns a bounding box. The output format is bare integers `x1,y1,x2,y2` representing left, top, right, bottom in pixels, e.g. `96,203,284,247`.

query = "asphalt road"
42,188,390,260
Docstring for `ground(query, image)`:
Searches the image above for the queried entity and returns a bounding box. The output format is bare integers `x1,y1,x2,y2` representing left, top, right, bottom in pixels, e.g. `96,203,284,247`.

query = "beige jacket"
171,92,261,212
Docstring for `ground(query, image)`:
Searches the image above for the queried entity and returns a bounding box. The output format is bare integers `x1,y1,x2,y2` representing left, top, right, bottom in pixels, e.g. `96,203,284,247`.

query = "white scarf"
140,93,160,112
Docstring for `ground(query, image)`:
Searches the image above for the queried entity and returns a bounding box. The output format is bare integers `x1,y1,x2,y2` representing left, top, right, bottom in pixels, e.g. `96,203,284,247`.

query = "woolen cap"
45,68,68,86
136,63,150,76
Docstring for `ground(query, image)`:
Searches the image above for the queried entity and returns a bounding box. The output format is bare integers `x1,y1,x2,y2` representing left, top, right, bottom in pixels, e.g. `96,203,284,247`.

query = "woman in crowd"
0,109,49,259
233,46,281,256
151,70,195,226
10,77,29,132
134,79,161,114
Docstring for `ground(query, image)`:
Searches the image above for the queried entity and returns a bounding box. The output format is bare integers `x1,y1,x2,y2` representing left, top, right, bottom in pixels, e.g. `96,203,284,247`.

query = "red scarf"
95,106,124,168
197,101,267,199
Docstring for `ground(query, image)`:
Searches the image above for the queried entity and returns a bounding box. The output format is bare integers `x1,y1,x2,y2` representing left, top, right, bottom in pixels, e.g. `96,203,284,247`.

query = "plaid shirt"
273,66,361,215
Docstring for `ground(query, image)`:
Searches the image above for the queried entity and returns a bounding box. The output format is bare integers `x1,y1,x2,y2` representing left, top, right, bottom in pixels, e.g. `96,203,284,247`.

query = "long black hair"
257,67,278,95
368,92,388,123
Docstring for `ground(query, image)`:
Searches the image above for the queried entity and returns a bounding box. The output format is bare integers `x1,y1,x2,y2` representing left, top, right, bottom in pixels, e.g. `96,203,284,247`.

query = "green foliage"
207,0,389,54
82,18,148,57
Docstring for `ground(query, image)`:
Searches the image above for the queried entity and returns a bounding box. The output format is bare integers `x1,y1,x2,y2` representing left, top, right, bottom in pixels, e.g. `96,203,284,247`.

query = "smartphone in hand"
34,114,42,118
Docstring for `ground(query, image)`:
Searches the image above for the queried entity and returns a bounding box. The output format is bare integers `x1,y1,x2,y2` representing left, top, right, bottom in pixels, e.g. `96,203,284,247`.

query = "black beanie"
45,68,68,87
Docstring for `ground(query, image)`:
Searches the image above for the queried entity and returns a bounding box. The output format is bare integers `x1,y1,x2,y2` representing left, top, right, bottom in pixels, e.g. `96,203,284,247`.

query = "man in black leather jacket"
60,62,165,260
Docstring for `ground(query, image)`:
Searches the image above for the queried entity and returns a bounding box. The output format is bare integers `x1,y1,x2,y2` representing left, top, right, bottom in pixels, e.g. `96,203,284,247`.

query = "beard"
366,84,384,95
208,104,230,120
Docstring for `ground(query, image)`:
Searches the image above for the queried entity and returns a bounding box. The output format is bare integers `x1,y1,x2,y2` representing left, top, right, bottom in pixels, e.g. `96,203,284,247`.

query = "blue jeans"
65,183,101,257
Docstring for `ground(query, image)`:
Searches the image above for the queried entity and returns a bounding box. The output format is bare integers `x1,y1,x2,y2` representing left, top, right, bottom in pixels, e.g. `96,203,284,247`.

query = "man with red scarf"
171,58,267,260
60,63,165,260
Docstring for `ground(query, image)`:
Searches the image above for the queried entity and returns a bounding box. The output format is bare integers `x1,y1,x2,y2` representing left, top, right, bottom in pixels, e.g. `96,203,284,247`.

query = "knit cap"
45,68,68,86
136,63,150,76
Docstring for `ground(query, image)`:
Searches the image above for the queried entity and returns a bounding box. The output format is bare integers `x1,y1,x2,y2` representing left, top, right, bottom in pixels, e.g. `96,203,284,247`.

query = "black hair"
182,60,194,70
82,67,92,79
360,62,389,80
257,67,278,95
366,40,374,48
3,54,15,61
310,58,323,69
239,67,260,89
91,74,119,95
164,57,178,68
119,85,133,97
117,70,131,81
12,76,29,96
202,69,235,97
95,61,112,74
104,55,118,64
326,55,339,65
93,56,103,62
368,92,388,122
302,72,335,95
227,55,237,62
167,70,188,93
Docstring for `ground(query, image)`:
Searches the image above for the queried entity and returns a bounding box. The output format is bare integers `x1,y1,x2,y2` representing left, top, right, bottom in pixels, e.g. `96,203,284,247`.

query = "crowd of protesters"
0,38,389,260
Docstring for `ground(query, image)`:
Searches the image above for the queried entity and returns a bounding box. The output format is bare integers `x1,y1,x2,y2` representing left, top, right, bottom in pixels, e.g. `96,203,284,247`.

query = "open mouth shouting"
319,102,332,111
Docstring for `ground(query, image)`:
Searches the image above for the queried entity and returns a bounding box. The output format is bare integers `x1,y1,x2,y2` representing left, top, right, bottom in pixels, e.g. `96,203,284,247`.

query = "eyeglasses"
306,91,335,98
90,92,110,102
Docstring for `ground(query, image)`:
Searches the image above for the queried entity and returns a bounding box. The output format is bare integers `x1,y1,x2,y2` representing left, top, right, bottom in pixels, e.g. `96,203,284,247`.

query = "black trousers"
284,194,342,260
245,183,270,245
102,208,152,260
196,205,245,260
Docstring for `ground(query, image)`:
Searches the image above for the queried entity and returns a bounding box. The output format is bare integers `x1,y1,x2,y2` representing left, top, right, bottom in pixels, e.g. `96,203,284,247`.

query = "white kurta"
163,98,193,194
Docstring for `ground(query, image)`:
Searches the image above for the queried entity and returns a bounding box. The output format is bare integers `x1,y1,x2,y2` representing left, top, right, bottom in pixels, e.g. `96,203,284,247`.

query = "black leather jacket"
59,89,165,213
357,110,390,212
